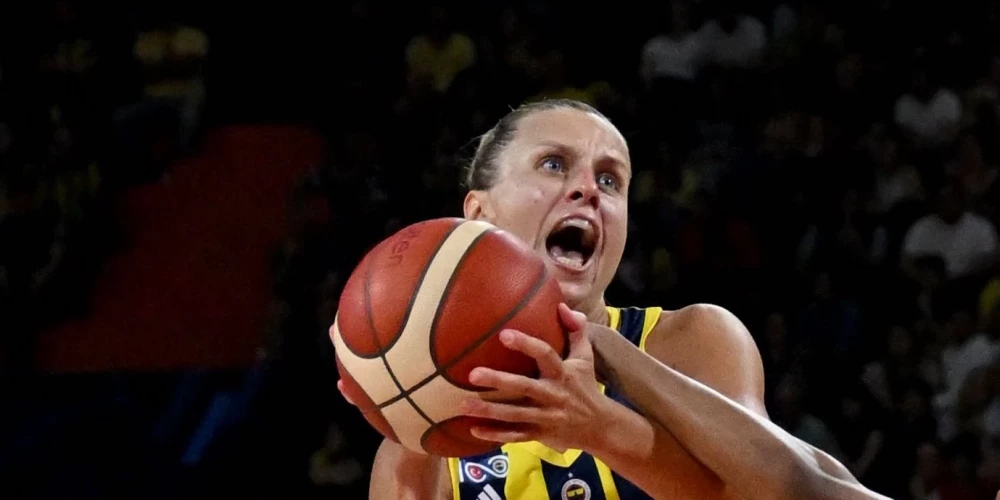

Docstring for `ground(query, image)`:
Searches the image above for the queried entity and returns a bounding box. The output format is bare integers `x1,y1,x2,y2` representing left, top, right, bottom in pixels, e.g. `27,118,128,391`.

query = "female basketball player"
339,99,889,499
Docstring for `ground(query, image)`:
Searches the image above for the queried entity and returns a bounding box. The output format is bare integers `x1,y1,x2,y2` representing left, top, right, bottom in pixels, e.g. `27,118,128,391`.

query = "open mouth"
545,218,598,271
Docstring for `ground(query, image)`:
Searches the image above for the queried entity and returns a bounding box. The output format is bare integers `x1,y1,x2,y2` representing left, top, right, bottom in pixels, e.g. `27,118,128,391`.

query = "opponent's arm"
462,313,741,499
369,438,452,500
589,304,890,500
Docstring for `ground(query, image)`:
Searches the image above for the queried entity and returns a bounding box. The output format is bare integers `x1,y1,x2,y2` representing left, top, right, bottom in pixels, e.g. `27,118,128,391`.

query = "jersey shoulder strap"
605,306,663,352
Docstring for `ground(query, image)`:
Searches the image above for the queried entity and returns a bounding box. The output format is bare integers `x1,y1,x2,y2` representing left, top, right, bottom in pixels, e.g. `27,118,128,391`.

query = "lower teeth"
551,248,585,267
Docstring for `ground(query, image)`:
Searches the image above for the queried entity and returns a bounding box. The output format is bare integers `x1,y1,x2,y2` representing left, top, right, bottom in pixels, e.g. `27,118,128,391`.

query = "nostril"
570,191,583,201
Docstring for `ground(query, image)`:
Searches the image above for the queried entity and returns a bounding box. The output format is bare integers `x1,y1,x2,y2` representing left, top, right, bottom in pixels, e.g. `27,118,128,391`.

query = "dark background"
1,1,999,498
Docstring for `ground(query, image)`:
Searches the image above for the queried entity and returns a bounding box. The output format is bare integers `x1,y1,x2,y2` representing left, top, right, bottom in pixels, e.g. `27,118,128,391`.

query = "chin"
555,279,592,312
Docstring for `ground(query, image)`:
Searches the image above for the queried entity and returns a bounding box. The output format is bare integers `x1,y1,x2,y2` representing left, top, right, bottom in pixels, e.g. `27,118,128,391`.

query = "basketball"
331,217,568,457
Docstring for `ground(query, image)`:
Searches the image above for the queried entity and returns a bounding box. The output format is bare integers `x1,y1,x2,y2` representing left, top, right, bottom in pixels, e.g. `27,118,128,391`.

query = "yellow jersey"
447,306,662,500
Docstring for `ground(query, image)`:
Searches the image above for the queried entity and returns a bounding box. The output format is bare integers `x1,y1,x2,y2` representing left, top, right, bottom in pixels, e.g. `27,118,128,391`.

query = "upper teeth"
559,217,593,232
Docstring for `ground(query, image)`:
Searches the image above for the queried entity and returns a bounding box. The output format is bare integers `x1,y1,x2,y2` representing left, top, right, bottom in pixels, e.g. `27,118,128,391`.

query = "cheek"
603,203,629,252
493,183,549,240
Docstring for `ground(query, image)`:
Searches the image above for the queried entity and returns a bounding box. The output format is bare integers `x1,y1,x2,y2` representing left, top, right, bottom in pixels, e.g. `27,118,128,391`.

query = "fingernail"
500,330,514,344
468,368,483,384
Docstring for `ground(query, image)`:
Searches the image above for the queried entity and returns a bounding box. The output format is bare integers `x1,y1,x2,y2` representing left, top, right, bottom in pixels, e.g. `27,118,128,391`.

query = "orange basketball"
331,218,568,457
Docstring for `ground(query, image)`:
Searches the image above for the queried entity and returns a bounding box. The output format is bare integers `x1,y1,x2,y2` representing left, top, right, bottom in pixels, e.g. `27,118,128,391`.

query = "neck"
584,297,610,326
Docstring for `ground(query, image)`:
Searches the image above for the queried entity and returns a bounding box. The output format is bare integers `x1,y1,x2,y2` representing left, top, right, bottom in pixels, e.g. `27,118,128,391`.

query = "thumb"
558,304,593,362
566,322,594,362
557,303,588,332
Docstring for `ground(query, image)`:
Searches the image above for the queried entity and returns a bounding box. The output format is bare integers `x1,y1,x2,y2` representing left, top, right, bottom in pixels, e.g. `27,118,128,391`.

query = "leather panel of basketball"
382,220,494,394
432,230,551,389
335,355,399,443
336,218,462,357
330,319,406,408
421,416,501,457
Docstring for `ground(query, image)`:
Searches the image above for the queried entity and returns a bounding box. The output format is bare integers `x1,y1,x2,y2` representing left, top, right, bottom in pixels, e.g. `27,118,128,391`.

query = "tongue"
549,245,585,267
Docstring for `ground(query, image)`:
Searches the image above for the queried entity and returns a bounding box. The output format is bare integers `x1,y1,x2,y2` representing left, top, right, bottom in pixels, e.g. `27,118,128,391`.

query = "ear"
463,190,493,221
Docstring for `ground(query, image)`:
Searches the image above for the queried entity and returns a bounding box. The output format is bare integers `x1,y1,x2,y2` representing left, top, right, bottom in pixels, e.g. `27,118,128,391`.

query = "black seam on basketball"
375,220,471,432
376,259,552,409
353,220,464,430
334,254,374,359
364,252,413,405
352,219,464,360
427,228,496,373
440,260,552,391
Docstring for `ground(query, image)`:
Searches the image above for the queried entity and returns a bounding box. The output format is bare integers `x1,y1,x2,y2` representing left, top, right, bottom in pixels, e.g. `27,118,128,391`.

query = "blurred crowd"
4,0,1000,499
0,2,208,374
267,1,1000,498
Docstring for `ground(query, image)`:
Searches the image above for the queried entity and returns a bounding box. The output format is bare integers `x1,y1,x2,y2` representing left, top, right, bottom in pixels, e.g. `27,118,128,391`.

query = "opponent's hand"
459,303,616,453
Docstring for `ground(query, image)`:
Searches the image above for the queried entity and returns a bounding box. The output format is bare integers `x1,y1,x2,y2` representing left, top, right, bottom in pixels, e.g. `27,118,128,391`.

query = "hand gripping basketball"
456,303,618,453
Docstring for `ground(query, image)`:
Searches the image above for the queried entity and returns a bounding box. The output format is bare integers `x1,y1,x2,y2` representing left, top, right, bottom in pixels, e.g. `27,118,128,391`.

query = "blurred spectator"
894,65,962,149
113,15,208,182
831,386,894,491
862,325,939,412
639,0,704,149
911,434,996,499
870,130,924,215
965,55,1000,125
946,133,999,217
527,50,616,110
404,5,476,95
935,308,1000,440
698,0,767,70
759,311,804,396
902,184,998,279
640,1,705,87
772,375,845,461
797,270,863,366
308,423,363,492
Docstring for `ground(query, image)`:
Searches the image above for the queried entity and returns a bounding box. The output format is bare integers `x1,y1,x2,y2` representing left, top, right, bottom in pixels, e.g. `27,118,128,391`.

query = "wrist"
585,399,652,463
588,325,623,387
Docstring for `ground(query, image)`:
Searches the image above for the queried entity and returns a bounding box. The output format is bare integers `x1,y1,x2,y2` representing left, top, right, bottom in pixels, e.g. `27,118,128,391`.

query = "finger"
557,303,588,331
500,329,564,379
337,380,359,407
565,322,594,362
469,367,562,404
470,423,538,444
462,397,555,424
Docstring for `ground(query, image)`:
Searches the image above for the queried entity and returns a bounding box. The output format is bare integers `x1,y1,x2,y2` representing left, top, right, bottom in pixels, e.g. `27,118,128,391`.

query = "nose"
566,170,600,209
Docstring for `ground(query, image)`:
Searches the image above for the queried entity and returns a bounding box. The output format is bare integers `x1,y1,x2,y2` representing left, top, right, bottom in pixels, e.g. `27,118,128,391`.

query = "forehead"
509,108,630,166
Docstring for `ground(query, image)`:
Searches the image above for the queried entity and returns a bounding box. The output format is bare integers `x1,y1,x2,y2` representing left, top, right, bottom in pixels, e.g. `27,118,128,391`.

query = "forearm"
588,400,729,499
369,439,448,500
591,328,883,500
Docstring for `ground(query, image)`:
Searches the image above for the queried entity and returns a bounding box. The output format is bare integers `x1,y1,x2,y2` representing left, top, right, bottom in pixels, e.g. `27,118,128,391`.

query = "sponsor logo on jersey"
462,454,509,483
561,478,591,500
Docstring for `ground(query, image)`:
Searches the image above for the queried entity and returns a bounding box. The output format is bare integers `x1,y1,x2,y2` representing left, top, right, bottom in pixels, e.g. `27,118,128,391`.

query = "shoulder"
646,304,767,414
642,35,666,52
965,212,997,231
904,215,936,237
935,89,962,107
451,33,476,50
741,16,767,35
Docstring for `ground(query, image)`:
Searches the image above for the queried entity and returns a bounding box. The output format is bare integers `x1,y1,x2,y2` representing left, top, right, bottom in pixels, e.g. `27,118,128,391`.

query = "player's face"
464,108,631,316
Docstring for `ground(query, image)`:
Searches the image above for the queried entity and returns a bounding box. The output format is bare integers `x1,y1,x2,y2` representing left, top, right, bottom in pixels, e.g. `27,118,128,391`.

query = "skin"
341,108,887,499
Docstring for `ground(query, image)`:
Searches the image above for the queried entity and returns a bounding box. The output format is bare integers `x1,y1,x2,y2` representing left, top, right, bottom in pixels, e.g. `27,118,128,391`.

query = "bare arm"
590,305,890,500
369,439,451,500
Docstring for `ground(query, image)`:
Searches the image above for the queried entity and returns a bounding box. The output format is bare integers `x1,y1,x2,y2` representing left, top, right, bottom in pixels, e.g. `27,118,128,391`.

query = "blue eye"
598,172,619,190
540,157,564,172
